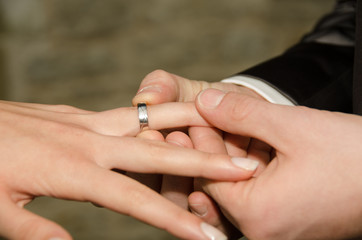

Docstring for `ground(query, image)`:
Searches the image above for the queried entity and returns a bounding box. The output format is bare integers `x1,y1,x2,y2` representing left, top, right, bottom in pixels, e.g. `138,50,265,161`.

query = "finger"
95,135,257,181
3,101,209,139
132,70,256,106
189,191,221,224
188,126,228,227
188,127,257,191
224,134,271,177
137,129,165,140
165,131,194,149
0,193,71,240
126,130,164,192
188,127,226,154
200,180,246,226
89,102,210,137
160,131,194,209
132,70,212,105
79,166,227,240
189,127,243,236
189,191,242,238
196,89,299,152
188,126,227,192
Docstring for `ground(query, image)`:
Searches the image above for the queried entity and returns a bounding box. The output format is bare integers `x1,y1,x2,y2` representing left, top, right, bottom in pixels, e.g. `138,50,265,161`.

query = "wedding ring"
137,103,149,131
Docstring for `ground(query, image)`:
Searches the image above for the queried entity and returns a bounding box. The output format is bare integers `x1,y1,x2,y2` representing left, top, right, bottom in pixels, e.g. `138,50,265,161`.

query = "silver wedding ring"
137,103,149,131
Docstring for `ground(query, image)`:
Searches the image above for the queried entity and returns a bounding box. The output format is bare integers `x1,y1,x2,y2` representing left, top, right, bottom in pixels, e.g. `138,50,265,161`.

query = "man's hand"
132,70,269,237
193,89,362,239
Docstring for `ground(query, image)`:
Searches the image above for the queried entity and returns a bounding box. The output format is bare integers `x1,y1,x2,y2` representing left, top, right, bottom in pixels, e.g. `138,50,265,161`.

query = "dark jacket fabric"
353,0,362,114
239,0,361,114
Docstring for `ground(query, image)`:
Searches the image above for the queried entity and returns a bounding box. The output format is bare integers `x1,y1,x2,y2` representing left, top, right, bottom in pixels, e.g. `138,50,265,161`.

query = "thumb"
195,88,298,151
132,69,211,106
0,195,71,240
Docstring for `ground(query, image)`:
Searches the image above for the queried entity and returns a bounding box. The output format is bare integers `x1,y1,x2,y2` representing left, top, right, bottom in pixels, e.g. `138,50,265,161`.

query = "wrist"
221,75,296,106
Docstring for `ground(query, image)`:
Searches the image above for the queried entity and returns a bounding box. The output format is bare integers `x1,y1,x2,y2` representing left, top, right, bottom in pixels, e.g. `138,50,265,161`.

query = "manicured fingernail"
190,204,208,217
137,85,162,94
198,89,226,109
201,222,227,240
231,157,259,171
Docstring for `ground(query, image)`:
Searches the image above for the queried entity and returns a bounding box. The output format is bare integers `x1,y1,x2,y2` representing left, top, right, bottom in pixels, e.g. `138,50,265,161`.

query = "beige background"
0,0,334,239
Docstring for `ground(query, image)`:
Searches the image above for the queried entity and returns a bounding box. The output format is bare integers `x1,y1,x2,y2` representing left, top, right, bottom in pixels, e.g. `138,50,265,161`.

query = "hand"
132,70,270,235
188,125,268,239
132,69,264,105
193,89,362,239
127,129,196,210
0,100,255,240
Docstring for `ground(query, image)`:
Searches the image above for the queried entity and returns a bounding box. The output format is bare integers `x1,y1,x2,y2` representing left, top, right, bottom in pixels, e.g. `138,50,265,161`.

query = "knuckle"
41,119,96,153
228,94,260,123
144,69,174,83
82,112,105,132
179,80,212,102
137,130,164,141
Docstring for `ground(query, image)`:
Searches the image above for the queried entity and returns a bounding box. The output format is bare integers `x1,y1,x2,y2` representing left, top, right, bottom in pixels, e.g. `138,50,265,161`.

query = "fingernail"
137,85,162,95
200,222,228,240
198,89,226,109
190,204,208,217
231,157,259,171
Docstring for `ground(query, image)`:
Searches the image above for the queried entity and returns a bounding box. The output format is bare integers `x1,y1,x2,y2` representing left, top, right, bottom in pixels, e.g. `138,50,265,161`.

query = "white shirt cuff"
221,75,296,106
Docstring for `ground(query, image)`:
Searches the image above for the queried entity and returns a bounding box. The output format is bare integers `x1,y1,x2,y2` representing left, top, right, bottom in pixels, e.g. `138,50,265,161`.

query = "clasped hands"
0,79,255,239
131,70,362,240
2,69,362,240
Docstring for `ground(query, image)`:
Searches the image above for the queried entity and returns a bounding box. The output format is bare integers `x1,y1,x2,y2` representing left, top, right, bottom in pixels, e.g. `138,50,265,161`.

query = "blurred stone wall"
0,0,334,239
0,0,335,110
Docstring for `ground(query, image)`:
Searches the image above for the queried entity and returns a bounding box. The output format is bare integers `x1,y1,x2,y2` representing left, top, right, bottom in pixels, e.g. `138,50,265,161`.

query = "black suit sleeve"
240,43,354,112
237,0,356,113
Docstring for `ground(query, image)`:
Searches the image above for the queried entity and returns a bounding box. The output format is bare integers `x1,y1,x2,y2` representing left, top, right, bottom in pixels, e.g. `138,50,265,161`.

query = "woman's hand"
0,100,255,240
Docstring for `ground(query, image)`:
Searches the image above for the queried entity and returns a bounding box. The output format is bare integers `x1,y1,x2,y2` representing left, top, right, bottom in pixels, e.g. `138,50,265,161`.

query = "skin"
133,70,362,239
195,89,362,239
132,69,269,238
0,100,256,240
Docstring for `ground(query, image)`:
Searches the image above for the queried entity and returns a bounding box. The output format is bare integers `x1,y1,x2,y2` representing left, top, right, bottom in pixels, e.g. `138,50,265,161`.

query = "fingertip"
188,191,208,203
2,207,72,240
200,222,228,240
188,191,221,224
133,70,178,106
196,89,226,110
132,88,164,106
166,131,193,149
196,89,289,152
188,191,209,218
137,130,165,141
